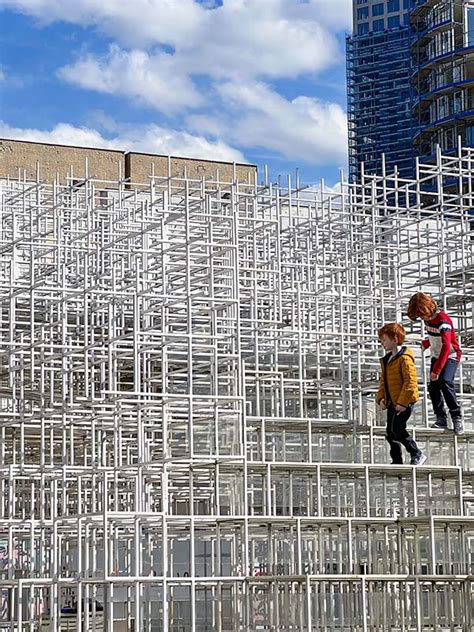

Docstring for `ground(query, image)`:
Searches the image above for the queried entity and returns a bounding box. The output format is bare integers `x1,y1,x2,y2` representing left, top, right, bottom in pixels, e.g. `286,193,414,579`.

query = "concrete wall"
0,139,257,186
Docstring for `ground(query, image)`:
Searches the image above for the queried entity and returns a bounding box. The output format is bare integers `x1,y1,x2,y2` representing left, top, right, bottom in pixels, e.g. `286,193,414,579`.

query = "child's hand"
430,371,440,381
378,399,387,410
395,404,407,413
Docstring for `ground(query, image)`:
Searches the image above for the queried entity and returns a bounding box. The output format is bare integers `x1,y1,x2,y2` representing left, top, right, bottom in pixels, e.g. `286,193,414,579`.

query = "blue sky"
0,0,352,186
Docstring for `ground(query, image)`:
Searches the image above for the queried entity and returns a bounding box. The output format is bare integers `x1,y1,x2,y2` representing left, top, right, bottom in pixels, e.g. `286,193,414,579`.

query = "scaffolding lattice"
0,147,473,631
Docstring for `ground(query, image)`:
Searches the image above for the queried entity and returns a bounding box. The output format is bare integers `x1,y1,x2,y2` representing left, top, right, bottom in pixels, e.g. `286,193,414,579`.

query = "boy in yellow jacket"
376,323,427,466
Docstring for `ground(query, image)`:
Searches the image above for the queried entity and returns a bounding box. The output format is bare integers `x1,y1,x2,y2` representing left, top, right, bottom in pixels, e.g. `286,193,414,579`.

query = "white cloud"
294,0,353,30
59,46,203,114
57,0,341,114
0,0,205,48
1,0,351,167
45,0,348,120
6,0,349,80
56,2,344,117
303,182,343,196
0,120,246,163
176,0,343,80
0,1,352,46
189,81,348,165
0,121,115,147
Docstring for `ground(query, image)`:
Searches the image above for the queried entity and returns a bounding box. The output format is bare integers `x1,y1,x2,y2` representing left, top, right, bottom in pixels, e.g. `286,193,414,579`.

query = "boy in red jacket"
407,292,464,435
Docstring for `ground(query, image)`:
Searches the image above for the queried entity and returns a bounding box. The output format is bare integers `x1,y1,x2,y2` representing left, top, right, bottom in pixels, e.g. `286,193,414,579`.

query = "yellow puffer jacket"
376,346,419,407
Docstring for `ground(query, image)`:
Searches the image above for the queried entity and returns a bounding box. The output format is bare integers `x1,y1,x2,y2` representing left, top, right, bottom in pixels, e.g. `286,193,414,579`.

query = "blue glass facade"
347,7,415,182
348,0,474,183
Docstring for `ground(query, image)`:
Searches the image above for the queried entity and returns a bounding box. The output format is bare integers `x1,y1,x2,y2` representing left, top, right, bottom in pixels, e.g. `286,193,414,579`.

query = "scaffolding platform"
0,147,473,630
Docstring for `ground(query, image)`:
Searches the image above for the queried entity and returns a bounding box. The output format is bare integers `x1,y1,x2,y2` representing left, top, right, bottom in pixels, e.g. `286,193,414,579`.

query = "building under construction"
347,0,416,183
0,141,473,630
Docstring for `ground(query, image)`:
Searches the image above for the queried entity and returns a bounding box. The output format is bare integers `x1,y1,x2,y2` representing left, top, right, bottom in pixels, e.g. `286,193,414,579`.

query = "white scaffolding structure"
0,147,473,631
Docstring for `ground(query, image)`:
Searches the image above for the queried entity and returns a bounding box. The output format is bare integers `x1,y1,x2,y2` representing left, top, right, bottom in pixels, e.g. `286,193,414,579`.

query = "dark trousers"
386,403,420,464
428,358,462,422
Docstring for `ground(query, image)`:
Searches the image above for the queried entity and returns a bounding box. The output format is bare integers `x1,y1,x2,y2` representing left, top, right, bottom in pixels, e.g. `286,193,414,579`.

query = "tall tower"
411,0,474,160
347,1,416,182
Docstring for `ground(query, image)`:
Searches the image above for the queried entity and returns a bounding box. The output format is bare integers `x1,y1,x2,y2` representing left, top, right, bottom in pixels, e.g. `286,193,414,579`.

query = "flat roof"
0,138,257,168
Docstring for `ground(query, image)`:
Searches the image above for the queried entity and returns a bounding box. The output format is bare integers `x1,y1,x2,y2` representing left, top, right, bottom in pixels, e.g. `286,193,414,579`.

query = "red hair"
378,323,406,345
407,292,437,321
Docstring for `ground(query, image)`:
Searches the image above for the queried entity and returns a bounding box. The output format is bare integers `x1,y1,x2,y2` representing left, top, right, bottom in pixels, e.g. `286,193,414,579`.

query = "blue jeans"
428,358,462,422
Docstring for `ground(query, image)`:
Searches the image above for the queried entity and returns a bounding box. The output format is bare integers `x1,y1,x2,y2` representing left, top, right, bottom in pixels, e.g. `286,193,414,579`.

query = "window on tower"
466,122,474,146
388,15,400,28
372,3,384,16
467,6,474,46
373,18,385,31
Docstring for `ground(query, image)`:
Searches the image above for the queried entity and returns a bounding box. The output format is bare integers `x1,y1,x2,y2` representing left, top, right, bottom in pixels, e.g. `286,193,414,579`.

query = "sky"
0,0,353,186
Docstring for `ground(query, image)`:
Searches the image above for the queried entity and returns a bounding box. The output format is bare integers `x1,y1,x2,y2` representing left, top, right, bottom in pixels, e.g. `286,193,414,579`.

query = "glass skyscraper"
348,0,474,182
347,1,416,182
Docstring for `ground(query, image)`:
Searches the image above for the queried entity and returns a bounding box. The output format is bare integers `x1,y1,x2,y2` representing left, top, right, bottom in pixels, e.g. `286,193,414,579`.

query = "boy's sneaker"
430,420,448,430
411,453,427,466
453,418,464,435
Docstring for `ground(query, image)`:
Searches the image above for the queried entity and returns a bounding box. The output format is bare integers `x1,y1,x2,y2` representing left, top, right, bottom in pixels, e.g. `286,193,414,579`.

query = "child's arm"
376,372,386,406
397,356,419,407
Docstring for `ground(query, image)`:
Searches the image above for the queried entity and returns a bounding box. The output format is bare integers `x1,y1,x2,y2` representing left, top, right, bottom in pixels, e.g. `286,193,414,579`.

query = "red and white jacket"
422,311,462,374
